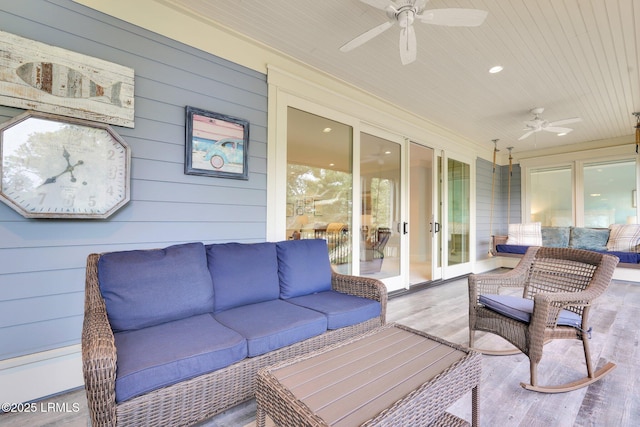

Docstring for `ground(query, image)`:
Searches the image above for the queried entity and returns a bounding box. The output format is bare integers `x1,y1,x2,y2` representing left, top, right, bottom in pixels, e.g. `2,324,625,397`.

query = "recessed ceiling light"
323,127,332,133
489,65,503,74
557,132,567,136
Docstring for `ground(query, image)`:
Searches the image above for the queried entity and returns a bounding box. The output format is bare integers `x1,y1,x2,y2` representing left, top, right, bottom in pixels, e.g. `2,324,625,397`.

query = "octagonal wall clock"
0,111,131,219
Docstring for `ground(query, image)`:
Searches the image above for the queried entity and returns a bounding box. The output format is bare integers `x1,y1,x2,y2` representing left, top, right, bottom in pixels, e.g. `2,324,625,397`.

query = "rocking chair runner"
468,246,619,393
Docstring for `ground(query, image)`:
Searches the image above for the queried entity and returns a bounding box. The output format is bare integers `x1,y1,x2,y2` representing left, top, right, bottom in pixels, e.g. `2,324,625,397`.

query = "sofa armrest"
82,253,118,427
331,272,387,324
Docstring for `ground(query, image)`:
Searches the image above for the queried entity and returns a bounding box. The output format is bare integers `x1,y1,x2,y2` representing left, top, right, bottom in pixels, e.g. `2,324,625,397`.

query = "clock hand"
38,147,85,186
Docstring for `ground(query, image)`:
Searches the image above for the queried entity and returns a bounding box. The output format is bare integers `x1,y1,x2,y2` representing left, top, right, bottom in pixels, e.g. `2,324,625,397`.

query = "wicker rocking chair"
468,246,619,393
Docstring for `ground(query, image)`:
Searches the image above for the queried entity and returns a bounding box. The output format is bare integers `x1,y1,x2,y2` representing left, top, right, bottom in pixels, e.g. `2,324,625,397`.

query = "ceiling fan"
340,0,488,65
518,107,582,141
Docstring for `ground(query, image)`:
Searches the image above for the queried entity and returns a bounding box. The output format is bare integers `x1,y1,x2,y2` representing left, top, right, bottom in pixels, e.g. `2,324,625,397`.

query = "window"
530,166,572,226
583,160,636,227
525,154,638,227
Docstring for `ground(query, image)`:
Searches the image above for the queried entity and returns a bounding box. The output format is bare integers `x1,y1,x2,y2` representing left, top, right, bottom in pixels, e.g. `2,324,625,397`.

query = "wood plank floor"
1,274,638,426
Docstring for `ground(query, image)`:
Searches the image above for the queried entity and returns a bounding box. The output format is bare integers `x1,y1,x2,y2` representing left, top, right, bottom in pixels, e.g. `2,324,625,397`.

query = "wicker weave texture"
81,252,387,427
469,246,619,390
256,324,481,427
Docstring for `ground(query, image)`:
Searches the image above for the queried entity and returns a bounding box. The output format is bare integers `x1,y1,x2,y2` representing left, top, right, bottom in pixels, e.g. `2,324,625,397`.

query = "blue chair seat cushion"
214,299,327,357
479,294,582,328
113,313,247,403
286,291,381,329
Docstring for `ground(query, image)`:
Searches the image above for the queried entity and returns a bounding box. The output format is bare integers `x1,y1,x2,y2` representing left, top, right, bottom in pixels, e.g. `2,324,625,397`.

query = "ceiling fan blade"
416,8,488,27
340,20,394,52
399,25,416,65
544,126,574,134
360,0,394,11
548,117,582,127
518,131,535,141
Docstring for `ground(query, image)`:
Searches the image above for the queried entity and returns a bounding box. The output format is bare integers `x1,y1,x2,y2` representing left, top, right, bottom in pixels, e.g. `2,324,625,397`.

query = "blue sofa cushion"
286,290,381,329
214,299,327,357
541,226,571,247
595,250,638,264
206,242,280,313
569,227,609,251
113,313,247,403
276,239,332,299
98,242,214,332
496,244,528,255
479,294,582,328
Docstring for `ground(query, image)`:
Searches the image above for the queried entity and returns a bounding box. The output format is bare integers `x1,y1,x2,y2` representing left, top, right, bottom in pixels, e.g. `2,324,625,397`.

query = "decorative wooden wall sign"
0,30,135,128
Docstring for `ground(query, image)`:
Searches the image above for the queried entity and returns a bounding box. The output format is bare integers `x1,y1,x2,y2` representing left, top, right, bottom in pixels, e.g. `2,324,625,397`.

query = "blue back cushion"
206,242,280,312
276,239,332,299
541,226,570,247
98,242,214,332
569,227,610,251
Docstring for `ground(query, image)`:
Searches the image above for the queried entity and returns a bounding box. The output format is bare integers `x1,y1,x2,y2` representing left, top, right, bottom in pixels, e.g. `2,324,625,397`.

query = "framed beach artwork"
185,106,249,180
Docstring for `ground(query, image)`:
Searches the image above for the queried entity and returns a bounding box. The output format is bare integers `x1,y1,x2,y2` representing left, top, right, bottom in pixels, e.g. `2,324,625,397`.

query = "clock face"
0,112,130,219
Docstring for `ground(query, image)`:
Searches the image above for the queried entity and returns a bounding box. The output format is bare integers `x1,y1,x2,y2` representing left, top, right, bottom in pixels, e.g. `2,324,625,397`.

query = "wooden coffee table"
256,323,481,426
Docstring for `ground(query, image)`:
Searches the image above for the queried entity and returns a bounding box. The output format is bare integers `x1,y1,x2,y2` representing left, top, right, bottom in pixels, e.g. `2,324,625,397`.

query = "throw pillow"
607,224,640,252
541,226,570,248
506,222,542,246
568,227,609,251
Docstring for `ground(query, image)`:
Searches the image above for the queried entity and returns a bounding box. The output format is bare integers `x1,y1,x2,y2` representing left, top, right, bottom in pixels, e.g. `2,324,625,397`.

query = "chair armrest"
82,254,118,427
469,247,542,298
527,290,601,349
468,268,527,295
332,272,388,324
532,289,597,320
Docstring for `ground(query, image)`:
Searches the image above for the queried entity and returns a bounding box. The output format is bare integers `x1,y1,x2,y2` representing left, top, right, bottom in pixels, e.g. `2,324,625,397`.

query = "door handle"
434,222,440,233
403,222,408,235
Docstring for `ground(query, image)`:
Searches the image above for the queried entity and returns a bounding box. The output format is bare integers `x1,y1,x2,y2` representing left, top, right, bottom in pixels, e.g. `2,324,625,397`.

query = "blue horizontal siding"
0,0,268,360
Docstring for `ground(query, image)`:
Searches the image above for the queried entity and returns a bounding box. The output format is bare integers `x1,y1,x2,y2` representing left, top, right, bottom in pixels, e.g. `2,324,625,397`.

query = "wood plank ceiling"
166,0,640,155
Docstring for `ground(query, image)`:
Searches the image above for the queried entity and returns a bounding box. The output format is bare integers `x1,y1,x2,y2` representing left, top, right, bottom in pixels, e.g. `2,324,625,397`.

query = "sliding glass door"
278,101,475,288
443,154,473,279
359,131,402,289
286,107,354,273
409,142,438,284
